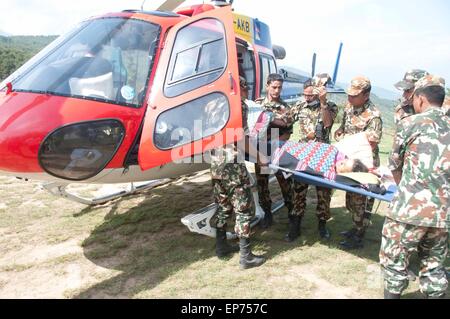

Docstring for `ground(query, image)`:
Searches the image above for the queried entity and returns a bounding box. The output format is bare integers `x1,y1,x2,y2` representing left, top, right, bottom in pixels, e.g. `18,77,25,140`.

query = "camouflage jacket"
444,97,450,116
388,107,450,229
255,97,293,135
338,100,383,165
210,100,248,180
291,100,338,144
394,101,415,126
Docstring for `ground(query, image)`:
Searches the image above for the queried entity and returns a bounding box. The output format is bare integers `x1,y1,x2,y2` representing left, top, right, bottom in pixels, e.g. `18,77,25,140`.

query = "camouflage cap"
239,76,248,89
312,73,332,87
394,69,429,91
346,76,371,96
413,74,445,93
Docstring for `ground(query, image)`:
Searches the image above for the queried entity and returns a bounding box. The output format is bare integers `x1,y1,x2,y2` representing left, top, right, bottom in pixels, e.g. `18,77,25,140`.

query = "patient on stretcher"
248,108,394,193
270,139,393,195
270,139,369,180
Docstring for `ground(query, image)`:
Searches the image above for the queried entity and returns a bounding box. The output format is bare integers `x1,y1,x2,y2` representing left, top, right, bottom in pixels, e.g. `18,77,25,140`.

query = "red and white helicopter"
0,0,346,236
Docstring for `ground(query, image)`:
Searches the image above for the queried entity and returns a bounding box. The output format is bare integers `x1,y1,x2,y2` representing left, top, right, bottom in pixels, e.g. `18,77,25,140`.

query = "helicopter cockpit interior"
10,18,160,108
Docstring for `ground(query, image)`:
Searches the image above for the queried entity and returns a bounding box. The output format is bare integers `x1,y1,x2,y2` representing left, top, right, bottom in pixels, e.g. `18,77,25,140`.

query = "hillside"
371,86,400,101
0,35,57,81
0,30,11,37
329,92,397,132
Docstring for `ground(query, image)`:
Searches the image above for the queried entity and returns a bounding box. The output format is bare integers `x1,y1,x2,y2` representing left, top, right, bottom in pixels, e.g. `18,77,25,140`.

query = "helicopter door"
236,42,256,100
138,7,241,170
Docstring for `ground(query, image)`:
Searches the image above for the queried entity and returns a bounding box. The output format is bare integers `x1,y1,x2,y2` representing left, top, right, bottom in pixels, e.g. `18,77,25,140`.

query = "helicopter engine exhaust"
272,45,286,60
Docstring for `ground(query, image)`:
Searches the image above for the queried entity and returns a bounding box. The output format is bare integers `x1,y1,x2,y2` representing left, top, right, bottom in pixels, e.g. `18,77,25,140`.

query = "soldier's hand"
307,131,316,140
334,128,344,141
314,86,327,105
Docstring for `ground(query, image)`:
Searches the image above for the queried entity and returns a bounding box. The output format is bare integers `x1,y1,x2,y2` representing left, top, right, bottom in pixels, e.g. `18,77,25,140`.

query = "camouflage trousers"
292,181,331,221
212,163,253,239
345,192,375,236
255,163,293,214
345,152,379,234
379,217,449,297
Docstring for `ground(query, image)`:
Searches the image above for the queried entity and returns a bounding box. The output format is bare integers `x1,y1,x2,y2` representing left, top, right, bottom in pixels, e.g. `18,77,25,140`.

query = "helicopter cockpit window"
0,21,88,91
164,19,227,98
154,93,230,150
11,18,160,108
259,54,277,97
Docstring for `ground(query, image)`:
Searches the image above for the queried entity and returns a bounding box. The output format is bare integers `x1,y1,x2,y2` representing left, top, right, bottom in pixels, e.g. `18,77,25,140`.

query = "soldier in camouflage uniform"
211,77,266,269
334,76,383,249
393,69,429,126
285,74,338,242
379,75,449,299
254,73,294,229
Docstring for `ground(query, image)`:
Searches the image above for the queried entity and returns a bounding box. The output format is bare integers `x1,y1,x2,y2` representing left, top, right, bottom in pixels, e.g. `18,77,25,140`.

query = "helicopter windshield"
10,18,160,107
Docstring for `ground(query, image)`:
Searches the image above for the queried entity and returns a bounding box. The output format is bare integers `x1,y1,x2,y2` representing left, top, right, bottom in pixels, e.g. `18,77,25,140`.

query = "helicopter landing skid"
180,199,285,240
42,179,171,206
181,172,285,239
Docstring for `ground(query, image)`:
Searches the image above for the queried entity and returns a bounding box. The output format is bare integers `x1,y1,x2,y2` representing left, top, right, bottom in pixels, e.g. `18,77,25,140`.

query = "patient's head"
336,158,369,174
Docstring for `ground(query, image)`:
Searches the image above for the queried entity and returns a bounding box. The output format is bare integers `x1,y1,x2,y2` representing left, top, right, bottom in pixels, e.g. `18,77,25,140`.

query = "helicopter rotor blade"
156,0,187,11
311,52,317,78
332,42,343,85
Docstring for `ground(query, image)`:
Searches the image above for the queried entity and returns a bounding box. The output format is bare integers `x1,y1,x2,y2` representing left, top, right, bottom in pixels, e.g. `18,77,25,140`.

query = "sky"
1,0,449,92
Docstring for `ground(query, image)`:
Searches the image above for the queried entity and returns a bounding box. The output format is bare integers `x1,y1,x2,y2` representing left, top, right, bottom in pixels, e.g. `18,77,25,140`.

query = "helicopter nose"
0,93,126,181
0,93,51,173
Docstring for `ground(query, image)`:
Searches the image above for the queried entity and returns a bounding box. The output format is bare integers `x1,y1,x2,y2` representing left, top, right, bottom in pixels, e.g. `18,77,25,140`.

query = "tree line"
0,35,57,81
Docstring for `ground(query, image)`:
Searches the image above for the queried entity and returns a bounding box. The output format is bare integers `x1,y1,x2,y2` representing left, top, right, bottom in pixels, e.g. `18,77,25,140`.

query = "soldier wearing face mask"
393,69,429,126
286,74,338,242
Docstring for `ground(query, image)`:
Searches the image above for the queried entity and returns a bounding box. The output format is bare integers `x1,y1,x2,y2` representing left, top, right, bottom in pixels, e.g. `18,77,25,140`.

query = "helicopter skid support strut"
42,179,171,206
181,174,285,239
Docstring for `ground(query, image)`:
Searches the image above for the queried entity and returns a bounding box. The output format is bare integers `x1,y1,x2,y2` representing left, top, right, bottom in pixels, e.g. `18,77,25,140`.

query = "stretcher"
269,164,397,202
182,162,397,239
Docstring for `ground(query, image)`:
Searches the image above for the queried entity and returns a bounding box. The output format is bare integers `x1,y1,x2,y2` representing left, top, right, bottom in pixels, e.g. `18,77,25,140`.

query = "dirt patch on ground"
0,257,117,298
292,265,361,299
0,239,83,265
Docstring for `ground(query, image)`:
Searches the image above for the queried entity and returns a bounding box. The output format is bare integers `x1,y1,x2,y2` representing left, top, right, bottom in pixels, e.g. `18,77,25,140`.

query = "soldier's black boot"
215,228,239,258
284,216,301,242
384,289,401,299
239,238,265,269
339,228,357,238
339,230,364,249
259,210,273,229
318,220,331,240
